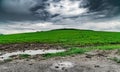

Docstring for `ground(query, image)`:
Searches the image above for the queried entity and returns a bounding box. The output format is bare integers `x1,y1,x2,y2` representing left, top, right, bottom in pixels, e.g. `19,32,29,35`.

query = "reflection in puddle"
0,49,65,60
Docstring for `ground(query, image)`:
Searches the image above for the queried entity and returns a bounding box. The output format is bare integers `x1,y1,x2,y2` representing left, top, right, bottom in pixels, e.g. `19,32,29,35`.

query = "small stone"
97,53,105,57
55,66,59,68
25,59,29,61
51,61,74,71
95,65,100,68
62,67,66,70
86,55,92,58
29,63,33,65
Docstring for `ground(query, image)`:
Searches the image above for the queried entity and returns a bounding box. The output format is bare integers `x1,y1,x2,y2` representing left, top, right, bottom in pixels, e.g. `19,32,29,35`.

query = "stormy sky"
0,0,120,34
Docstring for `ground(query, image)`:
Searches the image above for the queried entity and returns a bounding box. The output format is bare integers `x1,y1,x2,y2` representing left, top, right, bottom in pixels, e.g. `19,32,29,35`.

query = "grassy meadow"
0,29,120,46
1,29,120,58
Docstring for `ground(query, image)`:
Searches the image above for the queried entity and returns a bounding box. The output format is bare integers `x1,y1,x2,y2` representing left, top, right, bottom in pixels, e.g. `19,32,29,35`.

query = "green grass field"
1,29,120,58
0,29,120,46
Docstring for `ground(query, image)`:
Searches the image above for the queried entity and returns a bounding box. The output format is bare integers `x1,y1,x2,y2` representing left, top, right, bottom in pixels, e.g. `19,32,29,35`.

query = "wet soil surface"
0,43,120,72
0,43,64,52
0,50,120,72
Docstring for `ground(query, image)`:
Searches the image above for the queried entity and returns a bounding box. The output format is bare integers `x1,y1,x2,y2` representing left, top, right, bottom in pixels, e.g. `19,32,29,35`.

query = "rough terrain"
0,49,120,72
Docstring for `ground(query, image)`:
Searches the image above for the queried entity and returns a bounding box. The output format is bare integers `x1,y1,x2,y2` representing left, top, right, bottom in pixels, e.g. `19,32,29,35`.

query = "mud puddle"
0,49,65,60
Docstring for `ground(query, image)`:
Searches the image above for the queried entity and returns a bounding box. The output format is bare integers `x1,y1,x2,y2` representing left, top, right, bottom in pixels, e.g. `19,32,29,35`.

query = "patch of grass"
42,48,87,58
43,44,120,58
109,57,120,63
85,44,120,51
4,58,12,62
19,54,31,59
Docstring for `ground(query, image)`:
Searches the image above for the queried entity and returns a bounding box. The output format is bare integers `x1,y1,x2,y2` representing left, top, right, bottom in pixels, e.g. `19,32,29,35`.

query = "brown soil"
0,50,120,72
0,43,64,52
0,43,120,72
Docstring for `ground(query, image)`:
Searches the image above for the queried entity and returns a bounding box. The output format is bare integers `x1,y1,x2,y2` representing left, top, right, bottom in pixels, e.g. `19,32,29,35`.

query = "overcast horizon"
0,0,120,34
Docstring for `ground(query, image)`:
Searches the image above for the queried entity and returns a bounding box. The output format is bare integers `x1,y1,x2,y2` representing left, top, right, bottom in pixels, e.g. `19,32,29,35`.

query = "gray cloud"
0,0,120,34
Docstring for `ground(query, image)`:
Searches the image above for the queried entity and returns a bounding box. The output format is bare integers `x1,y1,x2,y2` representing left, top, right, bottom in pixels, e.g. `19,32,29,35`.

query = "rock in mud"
50,61,75,71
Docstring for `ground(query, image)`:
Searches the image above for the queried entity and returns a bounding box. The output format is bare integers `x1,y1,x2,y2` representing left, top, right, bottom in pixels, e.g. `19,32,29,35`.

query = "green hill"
0,29,120,46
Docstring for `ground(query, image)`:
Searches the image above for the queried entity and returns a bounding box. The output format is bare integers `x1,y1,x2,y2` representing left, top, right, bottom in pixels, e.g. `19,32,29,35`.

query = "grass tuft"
110,57,120,63
19,54,31,59
42,48,87,58
4,58,12,62
43,44,120,58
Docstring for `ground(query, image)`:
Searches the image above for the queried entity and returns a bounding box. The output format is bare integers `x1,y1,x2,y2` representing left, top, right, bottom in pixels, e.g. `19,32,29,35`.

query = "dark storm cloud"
0,0,120,21
0,0,120,34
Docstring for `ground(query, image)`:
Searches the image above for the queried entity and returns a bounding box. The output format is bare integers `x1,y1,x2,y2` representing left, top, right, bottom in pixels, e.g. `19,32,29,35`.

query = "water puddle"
0,49,65,60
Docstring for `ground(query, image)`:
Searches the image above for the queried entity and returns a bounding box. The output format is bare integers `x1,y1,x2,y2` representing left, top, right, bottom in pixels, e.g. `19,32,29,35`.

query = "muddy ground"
0,50,120,72
0,43,64,52
0,43,120,72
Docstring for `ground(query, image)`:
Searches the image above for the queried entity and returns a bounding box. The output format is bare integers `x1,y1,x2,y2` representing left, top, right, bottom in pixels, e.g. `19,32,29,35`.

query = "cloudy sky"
0,0,120,34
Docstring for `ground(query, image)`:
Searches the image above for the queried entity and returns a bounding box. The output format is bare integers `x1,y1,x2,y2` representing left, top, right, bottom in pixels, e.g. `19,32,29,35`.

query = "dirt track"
0,43,64,52
0,43,120,72
0,50,120,72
